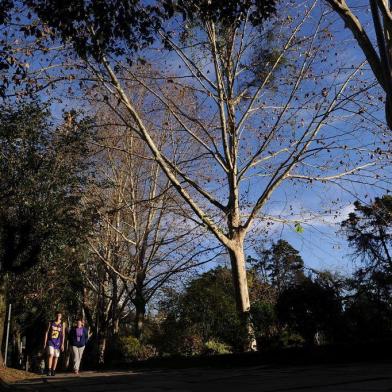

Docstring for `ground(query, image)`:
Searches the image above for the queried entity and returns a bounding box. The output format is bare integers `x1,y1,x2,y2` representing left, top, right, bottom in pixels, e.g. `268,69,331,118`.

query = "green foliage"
294,223,304,233
156,267,243,354
341,196,392,294
7,1,278,58
178,267,243,349
0,101,93,274
9,247,87,332
276,330,304,348
156,261,347,355
162,0,277,28
340,195,392,341
254,240,305,293
6,1,161,60
203,339,232,355
0,101,94,352
115,335,156,362
344,289,392,342
153,316,183,355
250,301,277,341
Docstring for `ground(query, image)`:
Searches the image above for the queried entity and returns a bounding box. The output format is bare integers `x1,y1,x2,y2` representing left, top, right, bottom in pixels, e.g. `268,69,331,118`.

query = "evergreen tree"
256,240,305,293
0,102,93,364
341,196,392,299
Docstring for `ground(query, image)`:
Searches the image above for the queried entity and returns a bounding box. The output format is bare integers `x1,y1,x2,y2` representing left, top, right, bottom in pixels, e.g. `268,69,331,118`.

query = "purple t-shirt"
76,327,83,343
48,321,63,349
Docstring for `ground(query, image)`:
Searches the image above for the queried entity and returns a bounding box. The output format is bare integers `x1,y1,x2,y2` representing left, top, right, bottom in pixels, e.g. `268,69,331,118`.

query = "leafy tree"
9,246,87,365
178,268,241,349
162,0,278,26
254,240,305,293
250,301,278,348
344,288,392,343
313,270,346,294
0,103,92,273
341,195,392,303
338,195,392,343
0,102,93,364
157,267,261,354
1,0,278,61
341,196,392,273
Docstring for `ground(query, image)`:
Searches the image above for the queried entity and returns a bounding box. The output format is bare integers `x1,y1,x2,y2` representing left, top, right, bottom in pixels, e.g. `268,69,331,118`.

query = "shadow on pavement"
9,361,392,392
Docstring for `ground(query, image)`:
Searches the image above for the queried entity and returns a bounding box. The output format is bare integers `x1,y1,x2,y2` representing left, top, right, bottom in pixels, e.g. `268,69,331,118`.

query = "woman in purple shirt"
68,318,89,375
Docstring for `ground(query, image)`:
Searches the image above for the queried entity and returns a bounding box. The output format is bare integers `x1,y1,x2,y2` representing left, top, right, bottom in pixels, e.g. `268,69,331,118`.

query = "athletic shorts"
48,346,60,358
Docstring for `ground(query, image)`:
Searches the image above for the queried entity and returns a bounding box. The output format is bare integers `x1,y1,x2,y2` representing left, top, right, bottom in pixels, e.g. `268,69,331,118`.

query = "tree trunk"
12,326,22,368
113,318,119,336
96,271,109,365
0,274,7,367
134,298,146,340
228,241,256,351
97,334,106,365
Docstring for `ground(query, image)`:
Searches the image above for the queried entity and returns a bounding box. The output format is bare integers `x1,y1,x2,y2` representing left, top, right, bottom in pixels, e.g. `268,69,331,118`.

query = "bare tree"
84,97,221,345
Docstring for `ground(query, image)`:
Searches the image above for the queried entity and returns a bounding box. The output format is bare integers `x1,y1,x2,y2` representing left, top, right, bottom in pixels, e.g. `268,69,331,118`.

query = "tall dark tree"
0,102,93,365
341,196,392,287
341,195,392,339
254,240,305,293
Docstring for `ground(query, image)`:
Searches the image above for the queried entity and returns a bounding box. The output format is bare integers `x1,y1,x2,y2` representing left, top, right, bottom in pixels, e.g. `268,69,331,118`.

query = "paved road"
10,361,392,392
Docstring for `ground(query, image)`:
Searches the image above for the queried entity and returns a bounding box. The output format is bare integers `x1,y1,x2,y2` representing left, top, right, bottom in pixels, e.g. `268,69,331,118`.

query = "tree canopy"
0,102,93,274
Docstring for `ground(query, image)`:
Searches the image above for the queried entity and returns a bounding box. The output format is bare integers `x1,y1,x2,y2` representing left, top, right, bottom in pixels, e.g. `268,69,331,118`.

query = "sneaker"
46,370,51,377
51,370,56,377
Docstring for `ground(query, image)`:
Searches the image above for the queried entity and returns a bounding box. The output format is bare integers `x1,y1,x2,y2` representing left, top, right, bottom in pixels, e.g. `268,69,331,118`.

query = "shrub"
117,335,156,361
278,329,305,347
203,339,232,355
179,333,204,356
276,278,342,345
251,301,277,338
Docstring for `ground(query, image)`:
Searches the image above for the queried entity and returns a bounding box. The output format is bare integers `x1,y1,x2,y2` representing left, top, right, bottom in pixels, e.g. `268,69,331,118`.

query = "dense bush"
155,266,346,355
276,278,342,345
344,291,392,342
203,340,232,355
251,301,277,341
113,335,157,362
179,268,242,349
178,334,205,356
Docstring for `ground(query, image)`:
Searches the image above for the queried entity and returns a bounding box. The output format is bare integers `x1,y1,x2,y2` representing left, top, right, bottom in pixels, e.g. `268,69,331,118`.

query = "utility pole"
4,303,11,366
